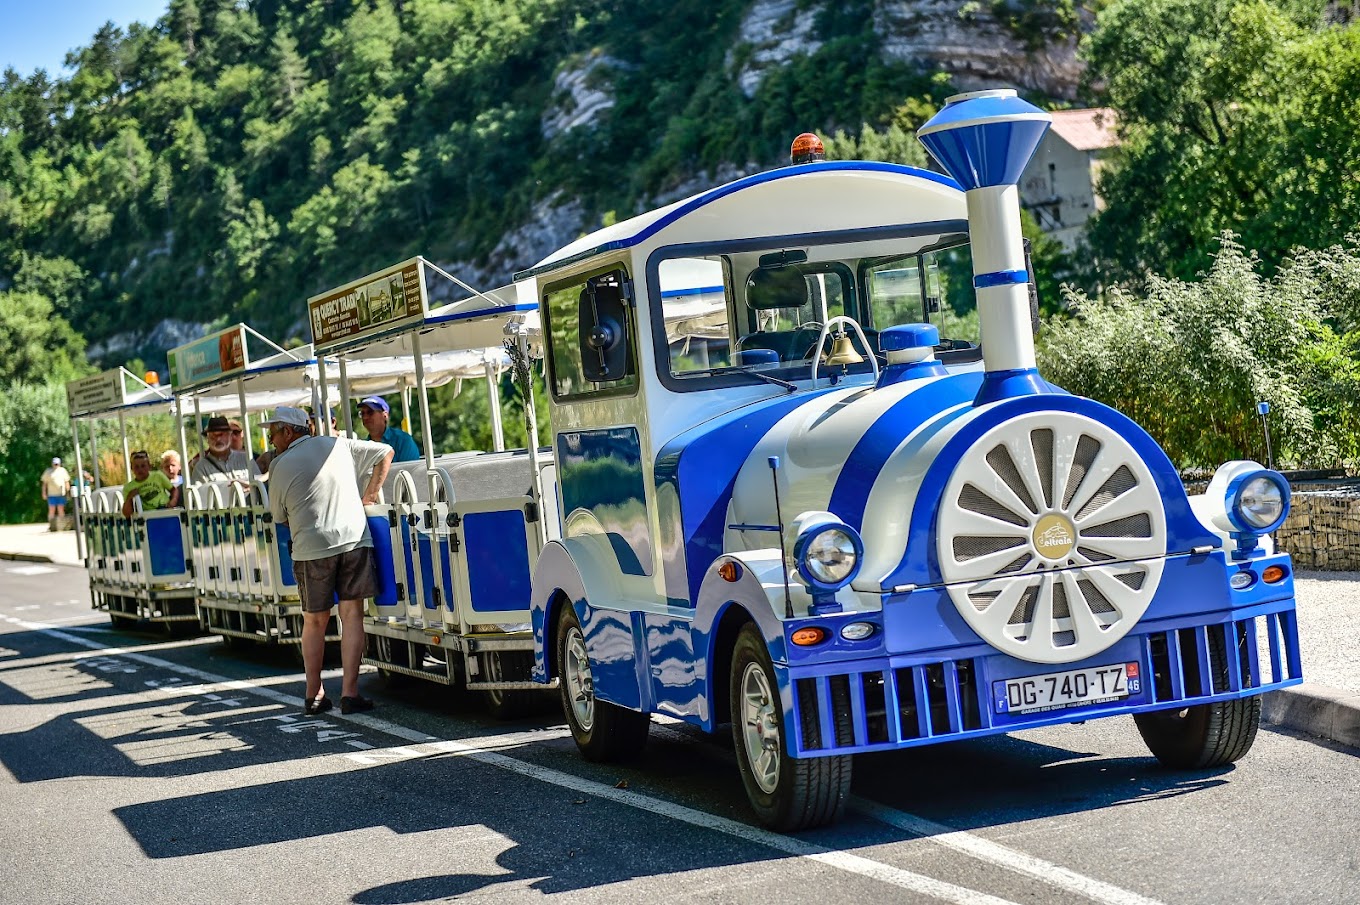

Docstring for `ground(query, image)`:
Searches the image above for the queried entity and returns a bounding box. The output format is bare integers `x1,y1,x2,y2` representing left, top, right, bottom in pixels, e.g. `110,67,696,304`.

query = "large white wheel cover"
936,411,1167,664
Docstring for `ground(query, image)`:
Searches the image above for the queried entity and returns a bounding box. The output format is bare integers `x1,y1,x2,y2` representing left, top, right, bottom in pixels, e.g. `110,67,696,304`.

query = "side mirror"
578,272,632,383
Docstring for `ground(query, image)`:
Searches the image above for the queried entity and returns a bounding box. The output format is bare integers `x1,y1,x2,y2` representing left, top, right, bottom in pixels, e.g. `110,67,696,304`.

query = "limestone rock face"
541,50,625,140
875,1,1088,100
730,0,1089,101
430,191,589,298
728,0,826,98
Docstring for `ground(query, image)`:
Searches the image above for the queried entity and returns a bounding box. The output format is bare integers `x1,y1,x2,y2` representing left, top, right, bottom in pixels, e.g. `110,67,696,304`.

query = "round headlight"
1234,475,1285,530
802,527,858,585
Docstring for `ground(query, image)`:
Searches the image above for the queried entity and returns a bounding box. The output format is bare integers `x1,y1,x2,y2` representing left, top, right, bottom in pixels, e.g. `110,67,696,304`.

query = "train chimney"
917,90,1054,405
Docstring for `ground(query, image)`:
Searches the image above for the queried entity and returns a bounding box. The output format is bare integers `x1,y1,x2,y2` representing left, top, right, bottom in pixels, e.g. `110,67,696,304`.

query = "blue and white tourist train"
69,89,1303,830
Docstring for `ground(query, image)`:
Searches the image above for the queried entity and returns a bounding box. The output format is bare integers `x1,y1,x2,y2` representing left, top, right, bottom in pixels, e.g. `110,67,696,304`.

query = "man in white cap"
40,457,71,531
262,405,394,715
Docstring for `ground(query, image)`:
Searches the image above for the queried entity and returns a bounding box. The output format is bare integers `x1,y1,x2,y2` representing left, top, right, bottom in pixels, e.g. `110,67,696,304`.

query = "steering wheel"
809,315,880,384
793,322,823,359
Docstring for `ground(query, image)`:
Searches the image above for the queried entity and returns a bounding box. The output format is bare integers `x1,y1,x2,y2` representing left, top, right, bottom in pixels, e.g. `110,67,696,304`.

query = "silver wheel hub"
740,662,781,794
564,628,595,732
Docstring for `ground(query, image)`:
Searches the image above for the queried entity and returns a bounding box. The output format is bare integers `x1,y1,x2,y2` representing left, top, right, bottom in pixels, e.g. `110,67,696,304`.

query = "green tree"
0,290,89,384
0,381,74,523
1039,233,1360,469
1082,0,1357,282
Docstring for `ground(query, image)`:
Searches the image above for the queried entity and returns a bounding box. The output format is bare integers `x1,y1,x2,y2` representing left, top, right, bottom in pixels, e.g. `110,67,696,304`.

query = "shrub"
1038,233,1360,470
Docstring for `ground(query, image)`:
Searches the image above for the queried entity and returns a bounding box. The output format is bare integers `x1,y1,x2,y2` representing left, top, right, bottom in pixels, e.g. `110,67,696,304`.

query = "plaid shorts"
293,546,379,613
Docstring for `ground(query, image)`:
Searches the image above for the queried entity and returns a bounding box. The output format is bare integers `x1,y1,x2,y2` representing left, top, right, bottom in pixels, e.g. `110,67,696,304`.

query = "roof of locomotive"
516,161,967,281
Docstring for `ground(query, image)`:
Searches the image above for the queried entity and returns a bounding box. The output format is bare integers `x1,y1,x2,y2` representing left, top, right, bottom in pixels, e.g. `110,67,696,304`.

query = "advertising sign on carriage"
64,368,130,417
307,257,428,353
167,324,250,390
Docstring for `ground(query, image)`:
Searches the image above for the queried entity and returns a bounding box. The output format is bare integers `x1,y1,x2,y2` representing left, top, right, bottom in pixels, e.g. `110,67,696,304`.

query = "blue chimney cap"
879,323,940,353
917,90,1052,191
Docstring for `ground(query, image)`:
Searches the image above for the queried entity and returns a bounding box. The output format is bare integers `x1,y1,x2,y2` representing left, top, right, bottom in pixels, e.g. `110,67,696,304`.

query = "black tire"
371,633,412,686
483,651,540,720
1134,626,1261,768
556,606,649,761
730,622,851,831
219,633,247,651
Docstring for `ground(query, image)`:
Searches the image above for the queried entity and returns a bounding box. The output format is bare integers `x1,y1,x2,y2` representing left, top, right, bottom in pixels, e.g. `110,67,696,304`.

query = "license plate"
993,661,1141,715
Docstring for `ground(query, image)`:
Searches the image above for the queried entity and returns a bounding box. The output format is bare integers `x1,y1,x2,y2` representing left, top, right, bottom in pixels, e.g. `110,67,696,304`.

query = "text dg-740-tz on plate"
994,662,1142,715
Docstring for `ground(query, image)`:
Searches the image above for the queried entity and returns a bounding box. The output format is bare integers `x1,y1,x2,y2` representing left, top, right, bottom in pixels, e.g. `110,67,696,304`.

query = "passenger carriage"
66,367,197,630
308,258,558,715
165,326,328,649
517,91,1304,829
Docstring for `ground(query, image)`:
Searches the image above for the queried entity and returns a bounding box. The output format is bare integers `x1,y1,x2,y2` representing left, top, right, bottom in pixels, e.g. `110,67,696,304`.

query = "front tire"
557,606,649,762
1134,626,1261,768
730,623,851,831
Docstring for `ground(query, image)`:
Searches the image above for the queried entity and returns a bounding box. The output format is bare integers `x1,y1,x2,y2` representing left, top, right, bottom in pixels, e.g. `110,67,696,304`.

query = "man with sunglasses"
263,406,394,716
190,415,260,485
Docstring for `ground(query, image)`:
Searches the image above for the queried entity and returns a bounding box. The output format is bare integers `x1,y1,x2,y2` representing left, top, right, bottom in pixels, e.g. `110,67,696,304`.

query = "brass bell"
823,332,864,366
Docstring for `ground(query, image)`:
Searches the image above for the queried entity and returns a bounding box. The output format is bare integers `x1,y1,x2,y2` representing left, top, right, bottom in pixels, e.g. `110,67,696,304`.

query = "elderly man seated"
191,415,261,484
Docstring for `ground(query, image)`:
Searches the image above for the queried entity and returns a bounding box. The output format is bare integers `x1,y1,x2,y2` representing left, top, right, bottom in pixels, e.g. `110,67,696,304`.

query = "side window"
545,269,638,399
659,256,731,375
928,245,981,345
864,258,925,329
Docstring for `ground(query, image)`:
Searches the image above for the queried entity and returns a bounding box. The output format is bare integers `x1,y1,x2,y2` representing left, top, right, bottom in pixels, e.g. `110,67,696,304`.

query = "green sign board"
168,324,249,390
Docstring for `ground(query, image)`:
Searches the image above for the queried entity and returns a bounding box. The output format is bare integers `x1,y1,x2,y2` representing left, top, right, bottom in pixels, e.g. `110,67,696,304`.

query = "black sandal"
341,695,374,715
303,694,332,716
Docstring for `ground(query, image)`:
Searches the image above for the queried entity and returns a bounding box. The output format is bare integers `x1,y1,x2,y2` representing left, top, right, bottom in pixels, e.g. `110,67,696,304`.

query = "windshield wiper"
696,365,799,393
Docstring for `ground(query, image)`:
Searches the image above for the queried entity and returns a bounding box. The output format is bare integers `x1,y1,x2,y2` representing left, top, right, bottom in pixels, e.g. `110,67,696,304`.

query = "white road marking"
852,798,1165,905
5,565,58,576
9,616,1158,905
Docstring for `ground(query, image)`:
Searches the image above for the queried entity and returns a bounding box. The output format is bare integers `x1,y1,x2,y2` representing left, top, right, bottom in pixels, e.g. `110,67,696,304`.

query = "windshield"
653,233,982,388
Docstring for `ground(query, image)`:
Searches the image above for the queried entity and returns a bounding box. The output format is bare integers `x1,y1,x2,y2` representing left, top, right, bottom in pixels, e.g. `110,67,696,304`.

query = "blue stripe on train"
827,372,984,533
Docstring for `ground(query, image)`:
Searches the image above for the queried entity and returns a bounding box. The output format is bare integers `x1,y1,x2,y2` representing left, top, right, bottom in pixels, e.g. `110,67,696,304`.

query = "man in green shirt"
121,450,173,516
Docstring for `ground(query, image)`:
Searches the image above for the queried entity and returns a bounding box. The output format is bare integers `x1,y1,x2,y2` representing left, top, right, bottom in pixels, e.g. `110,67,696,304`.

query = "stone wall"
1275,486,1360,571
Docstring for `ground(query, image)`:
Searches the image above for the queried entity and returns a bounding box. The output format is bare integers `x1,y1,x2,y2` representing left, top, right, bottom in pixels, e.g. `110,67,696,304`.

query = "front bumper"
783,556,1302,757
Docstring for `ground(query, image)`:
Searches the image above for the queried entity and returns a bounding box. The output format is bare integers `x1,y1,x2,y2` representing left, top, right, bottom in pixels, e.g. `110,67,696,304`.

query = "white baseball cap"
259,406,311,430
52,457,61,465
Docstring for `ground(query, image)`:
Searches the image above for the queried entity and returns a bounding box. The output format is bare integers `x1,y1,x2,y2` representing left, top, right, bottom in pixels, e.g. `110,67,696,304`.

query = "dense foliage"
0,382,76,523
1039,234,1360,468
0,0,949,361
1082,0,1360,283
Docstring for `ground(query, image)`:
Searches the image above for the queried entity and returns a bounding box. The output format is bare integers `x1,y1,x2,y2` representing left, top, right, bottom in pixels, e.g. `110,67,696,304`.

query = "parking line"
11,616,1083,905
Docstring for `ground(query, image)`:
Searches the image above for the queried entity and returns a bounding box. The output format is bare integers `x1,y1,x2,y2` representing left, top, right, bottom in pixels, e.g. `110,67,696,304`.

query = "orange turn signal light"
791,627,827,646
718,561,742,582
1262,565,1288,584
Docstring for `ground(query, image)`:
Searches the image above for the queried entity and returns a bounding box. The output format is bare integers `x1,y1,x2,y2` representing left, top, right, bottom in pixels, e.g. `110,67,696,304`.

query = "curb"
0,551,55,564
1262,684,1360,751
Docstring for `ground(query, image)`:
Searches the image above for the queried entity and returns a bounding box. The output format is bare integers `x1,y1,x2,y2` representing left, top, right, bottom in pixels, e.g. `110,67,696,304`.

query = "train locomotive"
520,90,1302,829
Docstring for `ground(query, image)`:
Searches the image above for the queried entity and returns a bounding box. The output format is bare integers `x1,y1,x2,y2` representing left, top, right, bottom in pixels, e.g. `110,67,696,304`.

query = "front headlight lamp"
1227,470,1290,534
792,512,863,591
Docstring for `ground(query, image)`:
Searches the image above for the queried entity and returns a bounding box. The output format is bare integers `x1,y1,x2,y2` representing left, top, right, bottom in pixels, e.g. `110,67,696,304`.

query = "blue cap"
358,396,389,414
879,323,940,353
917,89,1052,190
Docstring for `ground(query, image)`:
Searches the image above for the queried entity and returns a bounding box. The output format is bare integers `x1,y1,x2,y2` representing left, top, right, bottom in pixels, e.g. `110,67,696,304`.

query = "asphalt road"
2,562,1357,905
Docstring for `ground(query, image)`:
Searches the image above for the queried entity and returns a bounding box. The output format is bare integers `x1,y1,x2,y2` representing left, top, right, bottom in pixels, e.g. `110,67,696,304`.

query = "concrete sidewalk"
0,522,85,567
1,521,1355,751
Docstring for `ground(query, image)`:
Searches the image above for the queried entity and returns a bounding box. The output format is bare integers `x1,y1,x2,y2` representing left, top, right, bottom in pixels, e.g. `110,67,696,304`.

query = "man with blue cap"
357,395,421,462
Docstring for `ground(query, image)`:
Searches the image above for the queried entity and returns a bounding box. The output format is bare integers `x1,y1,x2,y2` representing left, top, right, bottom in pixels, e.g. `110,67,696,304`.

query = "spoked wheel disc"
563,627,595,733
739,660,781,794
